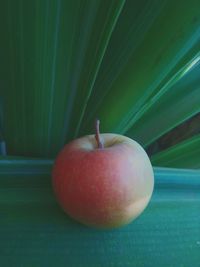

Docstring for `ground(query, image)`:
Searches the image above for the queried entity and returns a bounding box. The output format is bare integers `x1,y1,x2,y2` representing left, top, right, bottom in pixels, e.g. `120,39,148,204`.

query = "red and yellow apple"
52,120,154,228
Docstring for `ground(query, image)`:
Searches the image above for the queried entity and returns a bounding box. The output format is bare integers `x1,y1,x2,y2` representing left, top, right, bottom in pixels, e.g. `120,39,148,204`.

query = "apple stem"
95,119,104,149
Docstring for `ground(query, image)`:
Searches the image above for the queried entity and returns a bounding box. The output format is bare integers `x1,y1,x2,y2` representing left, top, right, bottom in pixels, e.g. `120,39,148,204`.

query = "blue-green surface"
0,160,199,267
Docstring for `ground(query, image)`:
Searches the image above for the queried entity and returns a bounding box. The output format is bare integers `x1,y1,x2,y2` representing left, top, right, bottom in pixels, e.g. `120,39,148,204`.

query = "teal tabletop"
0,160,199,267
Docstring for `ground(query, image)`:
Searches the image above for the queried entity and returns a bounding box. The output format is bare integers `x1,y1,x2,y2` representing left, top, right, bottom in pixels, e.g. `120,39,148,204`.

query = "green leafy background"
0,0,200,266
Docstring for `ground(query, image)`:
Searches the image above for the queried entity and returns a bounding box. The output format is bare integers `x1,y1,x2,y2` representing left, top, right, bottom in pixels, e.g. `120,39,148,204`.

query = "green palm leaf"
126,59,200,147
1,0,200,160
1,0,125,157
151,133,200,169
80,0,200,136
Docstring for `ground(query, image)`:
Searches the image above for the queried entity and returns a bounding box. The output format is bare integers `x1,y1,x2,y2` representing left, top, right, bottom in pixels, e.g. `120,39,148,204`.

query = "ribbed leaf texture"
0,0,200,165
126,60,200,147
151,133,200,169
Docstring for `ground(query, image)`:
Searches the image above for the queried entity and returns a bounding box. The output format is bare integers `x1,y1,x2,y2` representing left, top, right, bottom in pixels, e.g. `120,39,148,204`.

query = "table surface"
0,160,200,267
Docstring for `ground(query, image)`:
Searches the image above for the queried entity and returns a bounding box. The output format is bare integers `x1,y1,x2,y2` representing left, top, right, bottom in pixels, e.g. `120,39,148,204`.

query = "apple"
52,120,154,229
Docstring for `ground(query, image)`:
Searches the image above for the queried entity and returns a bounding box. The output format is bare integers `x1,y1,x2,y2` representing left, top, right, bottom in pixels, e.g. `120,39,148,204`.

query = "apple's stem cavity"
95,119,104,149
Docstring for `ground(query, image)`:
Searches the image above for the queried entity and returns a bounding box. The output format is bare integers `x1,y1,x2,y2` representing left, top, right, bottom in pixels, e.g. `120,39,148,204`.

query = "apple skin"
52,134,154,229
